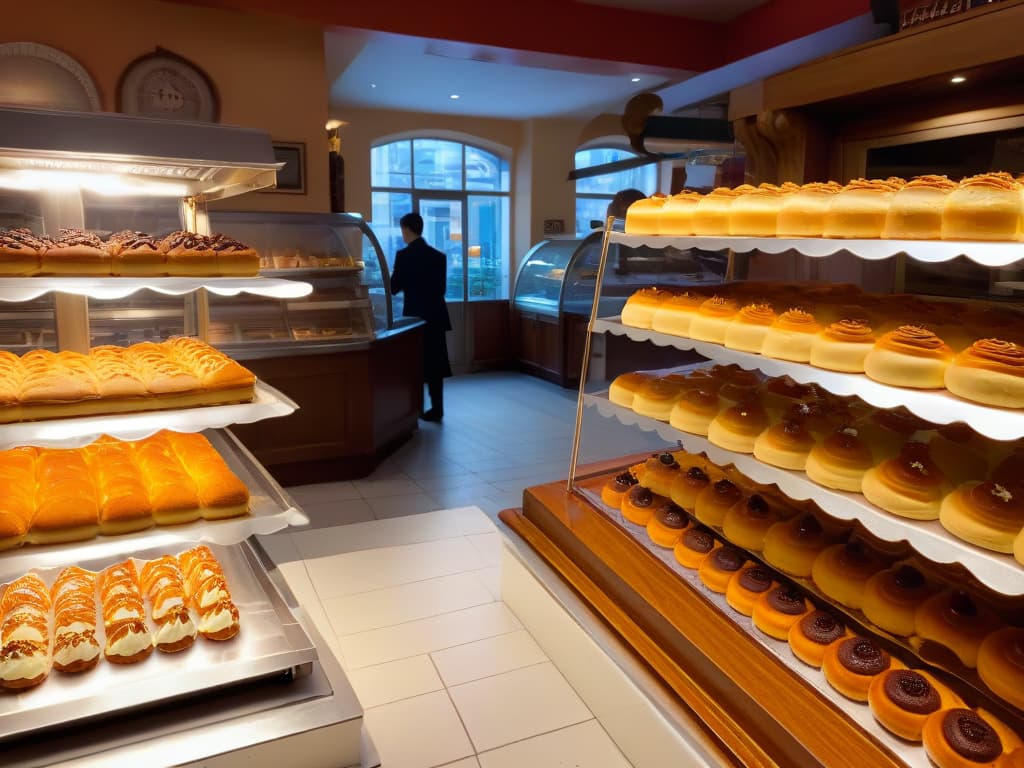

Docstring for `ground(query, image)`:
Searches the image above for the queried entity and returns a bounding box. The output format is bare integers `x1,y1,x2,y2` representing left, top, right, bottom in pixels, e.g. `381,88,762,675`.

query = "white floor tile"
427,482,505,509
431,630,547,687
347,655,443,709
466,533,502,568
367,492,441,519
477,720,630,768
276,561,347,668
323,572,494,636
355,476,424,499
437,758,480,768
286,480,361,505
305,536,484,599
472,566,502,600
449,662,592,752
298,498,376,529
338,602,522,669
362,690,474,768
413,471,493,492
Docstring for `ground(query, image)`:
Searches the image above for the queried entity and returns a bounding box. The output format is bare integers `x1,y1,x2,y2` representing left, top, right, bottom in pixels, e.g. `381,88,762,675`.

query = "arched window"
574,147,658,236
371,138,511,302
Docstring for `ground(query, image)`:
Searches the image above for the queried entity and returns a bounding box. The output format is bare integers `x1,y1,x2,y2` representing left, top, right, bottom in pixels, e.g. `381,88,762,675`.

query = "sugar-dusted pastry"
722,494,777,551
940,481,1024,553
632,376,688,421
670,465,711,512
624,196,667,234
692,186,747,236
99,560,153,664
621,287,674,329
40,228,109,275
812,541,884,610
693,479,743,527
723,302,776,353
160,231,216,276
861,564,933,638
646,501,689,547
0,228,44,275
883,175,958,240
601,469,638,509
209,233,259,276
725,565,775,616
51,566,100,673
165,431,249,520
674,525,718,569
864,325,954,388
752,584,810,640
942,172,1022,241
707,399,770,454
688,296,739,344
915,589,1000,669
978,627,1024,712
106,230,166,276
698,545,746,593
868,668,962,741
621,484,658,526
923,709,1018,768
862,441,951,521
945,339,1024,408
658,191,702,235
729,183,794,237
83,439,154,535
651,291,705,337
761,515,829,578
788,610,849,668
179,545,240,641
131,433,201,525
754,417,816,471
760,309,822,362
823,177,905,239
809,319,877,373
777,181,842,237
608,371,656,408
31,449,100,544
823,636,903,701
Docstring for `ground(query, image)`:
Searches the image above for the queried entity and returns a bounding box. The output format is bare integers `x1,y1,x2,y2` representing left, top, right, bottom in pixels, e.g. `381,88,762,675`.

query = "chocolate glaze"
657,452,679,469
766,585,806,615
209,233,250,253
882,670,940,715
948,590,978,619
713,479,739,499
836,638,890,676
738,566,773,594
655,503,687,529
685,466,709,483
627,486,653,507
55,228,103,248
682,527,714,553
941,710,1002,762
710,546,744,572
745,494,771,518
892,565,925,591
799,611,845,645
611,471,638,492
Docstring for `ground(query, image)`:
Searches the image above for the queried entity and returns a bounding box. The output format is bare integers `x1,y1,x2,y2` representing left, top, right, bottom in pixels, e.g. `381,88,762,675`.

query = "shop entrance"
415,194,469,370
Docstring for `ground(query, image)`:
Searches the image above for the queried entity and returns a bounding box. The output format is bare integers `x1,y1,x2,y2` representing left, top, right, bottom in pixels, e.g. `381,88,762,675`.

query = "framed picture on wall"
267,141,306,194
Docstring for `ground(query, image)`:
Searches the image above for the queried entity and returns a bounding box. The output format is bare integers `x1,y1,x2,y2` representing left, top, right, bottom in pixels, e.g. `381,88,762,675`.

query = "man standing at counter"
391,212,452,423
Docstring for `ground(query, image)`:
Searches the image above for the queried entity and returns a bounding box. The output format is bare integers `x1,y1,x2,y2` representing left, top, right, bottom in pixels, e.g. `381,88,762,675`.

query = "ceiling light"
370,83,377,88
631,77,641,83
450,94,460,100
950,75,966,84
325,119,343,131
0,169,189,197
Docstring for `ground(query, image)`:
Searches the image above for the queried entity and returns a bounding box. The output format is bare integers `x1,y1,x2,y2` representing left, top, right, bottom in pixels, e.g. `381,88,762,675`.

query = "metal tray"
0,539,318,743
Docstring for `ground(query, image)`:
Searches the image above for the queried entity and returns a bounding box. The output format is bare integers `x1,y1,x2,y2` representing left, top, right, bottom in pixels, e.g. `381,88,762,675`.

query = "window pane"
575,197,610,237
465,146,510,192
371,141,411,188
575,148,656,196
420,198,464,302
369,192,411,320
467,195,510,300
413,139,462,190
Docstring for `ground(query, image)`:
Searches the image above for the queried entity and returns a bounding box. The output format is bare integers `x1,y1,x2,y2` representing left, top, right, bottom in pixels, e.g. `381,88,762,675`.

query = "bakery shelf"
260,265,364,277
592,316,1024,442
584,392,1024,596
610,231,1024,268
0,276,313,303
0,380,297,451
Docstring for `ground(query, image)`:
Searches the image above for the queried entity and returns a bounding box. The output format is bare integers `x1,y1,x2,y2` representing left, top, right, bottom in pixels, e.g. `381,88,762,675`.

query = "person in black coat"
390,212,452,422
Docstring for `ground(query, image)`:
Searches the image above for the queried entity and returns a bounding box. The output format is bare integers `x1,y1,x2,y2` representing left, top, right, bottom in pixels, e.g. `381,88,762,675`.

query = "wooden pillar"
733,108,829,185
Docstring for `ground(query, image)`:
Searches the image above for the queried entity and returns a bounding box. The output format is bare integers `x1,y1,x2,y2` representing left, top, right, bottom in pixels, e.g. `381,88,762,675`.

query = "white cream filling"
155,616,196,645
152,595,184,620
107,630,152,658
107,606,143,623
5,624,45,643
0,651,48,681
199,586,228,610
54,637,100,666
55,621,93,638
198,606,235,634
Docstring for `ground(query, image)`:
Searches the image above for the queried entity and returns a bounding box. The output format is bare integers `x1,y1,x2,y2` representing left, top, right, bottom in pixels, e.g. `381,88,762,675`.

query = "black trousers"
423,325,451,415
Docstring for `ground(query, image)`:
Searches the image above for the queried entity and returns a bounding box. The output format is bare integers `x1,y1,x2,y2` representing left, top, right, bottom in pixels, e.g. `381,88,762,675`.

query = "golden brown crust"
875,325,953,359
952,339,1024,375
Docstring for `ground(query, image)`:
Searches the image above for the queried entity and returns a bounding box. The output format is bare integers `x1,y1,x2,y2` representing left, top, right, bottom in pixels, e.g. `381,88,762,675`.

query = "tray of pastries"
0,540,317,743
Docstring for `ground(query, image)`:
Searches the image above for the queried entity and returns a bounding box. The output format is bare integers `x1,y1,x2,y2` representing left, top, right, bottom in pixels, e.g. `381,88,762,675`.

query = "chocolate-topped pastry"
627,486,653,507
670,465,711,513
883,670,940,715
611,471,638,492
699,544,746,593
674,525,717,570
54,228,103,248
647,500,689,547
657,451,679,469
939,710,1002,763
739,566,773,594
106,230,166,276
209,232,259,276
0,228,44,275
39,227,108,275
725,564,775,616
653,502,687,529
160,230,217,276
767,585,808,616
837,638,891,676
710,545,744,572
800,611,846,645
869,666,964,742
621,483,659,526
752,583,810,640
824,636,898,701
694,478,742,527
600,469,638,510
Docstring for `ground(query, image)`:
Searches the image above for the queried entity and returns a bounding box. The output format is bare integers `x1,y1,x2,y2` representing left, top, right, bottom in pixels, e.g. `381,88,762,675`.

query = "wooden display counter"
500,470,908,768
230,321,423,485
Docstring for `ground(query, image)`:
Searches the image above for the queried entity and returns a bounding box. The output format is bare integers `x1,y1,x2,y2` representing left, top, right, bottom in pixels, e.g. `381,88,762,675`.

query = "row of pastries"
0,545,239,690
624,173,1024,241
0,228,259,277
620,281,1024,407
610,365,1024,560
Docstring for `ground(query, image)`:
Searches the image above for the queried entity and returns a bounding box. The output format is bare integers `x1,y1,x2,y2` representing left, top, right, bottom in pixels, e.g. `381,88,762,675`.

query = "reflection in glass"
371,141,411,188
467,195,509,299
465,146,510,192
413,139,463,190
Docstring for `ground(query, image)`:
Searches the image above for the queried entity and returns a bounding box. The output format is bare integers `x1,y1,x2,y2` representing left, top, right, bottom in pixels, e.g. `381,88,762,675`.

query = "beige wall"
1,0,329,213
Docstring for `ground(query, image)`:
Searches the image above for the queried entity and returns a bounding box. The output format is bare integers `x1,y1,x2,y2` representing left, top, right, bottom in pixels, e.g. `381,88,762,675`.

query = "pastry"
978,627,1024,712
707,399,770,453
693,479,743,527
698,545,746,593
761,515,829,578
823,636,902,701
635,452,681,497
855,406,928,461
753,417,817,470
811,541,884,610
861,564,933,637
788,610,849,668
823,178,904,239
760,309,822,362
1000,748,1024,768
601,469,638,509
141,555,197,653
31,449,100,544
209,233,259,276
882,175,958,240
166,431,249,520
132,434,202,525
688,296,739,344
658,191,702,235
51,566,100,673
868,668,961,741
179,546,240,641
940,481,1024,552
674,525,718,569
862,441,951,520
164,336,256,395
722,302,776,353
942,172,1022,241
99,560,154,664
864,325,954,388
776,181,842,237
729,183,793,236
923,709,1016,768
722,494,778,551
651,292,705,337
670,465,711,512
609,371,657,408
646,501,689,547
125,341,202,396
809,319,877,373
669,388,721,436
621,485,658,526
160,231,216,276
632,376,688,421
106,230,166,276
90,345,149,399
714,367,761,406
752,584,810,640
725,565,775,616
19,349,100,405
624,196,666,234
621,287,674,329
692,186,746,236
915,590,1000,669
84,440,154,535
0,446,35,550
0,228,44,275
945,339,1024,408
40,228,110,275
929,423,990,487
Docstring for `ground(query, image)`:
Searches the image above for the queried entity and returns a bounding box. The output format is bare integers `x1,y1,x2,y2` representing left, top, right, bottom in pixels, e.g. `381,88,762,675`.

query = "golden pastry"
609,371,657,408
811,541,884,610
978,627,1024,712
693,479,743,527
752,585,810,640
692,186,746,236
868,668,962,741
822,636,903,701
760,309,822,362
674,525,718,569
40,228,109,275
632,376,687,421
622,287,674,329
621,485,659,526
723,302,776,353
658,191,702,235
942,172,1022,241
923,709,1018,768
635,452,681,497
940,481,1024,553
862,441,951,520
209,233,259,277
689,296,740,344
864,325,954,388
823,177,905,239
725,565,775,616
753,417,817,471
646,501,689,548
882,175,958,240
916,590,1001,669
809,319,876,373
776,181,842,237
722,494,778,551
707,400,770,454
761,515,829,578
0,228,44,275
861,564,933,637
624,196,667,234
160,231,216,276
788,610,849,668
601,470,638,509
669,465,711,512
945,339,1024,408
651,292,704,337
698,545,746,593
729,183,791,237
106,230,166,276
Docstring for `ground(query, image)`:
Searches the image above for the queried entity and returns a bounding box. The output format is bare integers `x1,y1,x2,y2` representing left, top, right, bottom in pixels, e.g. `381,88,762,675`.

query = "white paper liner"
0,381,297,451
581,494,932,768
584,393,1024,596
0,540,317,741
593,317,1024,442
0,276,312,303
610,231,1024,268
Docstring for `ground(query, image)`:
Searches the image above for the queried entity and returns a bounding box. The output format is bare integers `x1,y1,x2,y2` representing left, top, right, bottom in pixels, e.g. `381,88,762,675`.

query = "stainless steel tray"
0,539,318,743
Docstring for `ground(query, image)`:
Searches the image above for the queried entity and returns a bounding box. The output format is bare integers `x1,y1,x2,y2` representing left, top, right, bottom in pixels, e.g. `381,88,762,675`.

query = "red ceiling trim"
726,0,873,61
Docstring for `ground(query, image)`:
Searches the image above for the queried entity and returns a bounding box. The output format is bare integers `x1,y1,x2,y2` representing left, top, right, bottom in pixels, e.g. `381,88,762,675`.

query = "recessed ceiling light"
370,83,377,88
631,77,641,83
450,94,460,100
950,75,966,84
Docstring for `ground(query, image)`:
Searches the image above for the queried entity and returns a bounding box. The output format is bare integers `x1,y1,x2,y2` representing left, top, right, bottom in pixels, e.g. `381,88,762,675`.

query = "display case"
0,106,362,767
512,231,727,386
502,224,1024,768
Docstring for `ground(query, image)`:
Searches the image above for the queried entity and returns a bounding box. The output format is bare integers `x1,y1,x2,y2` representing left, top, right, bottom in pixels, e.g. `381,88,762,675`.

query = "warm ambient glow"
631,77,641,82
325,119,344,130
950,75,967,84
0,169,190,197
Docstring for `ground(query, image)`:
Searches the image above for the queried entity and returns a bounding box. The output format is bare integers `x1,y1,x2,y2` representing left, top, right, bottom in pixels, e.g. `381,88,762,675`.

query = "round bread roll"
658,191,702,235
788,610,849,668
776,181,842,237
978,627,1024,712
945,339,1024,408
867,668,962,741
863,325,954,388
915,589,1001,669
822,636,903,701
882,174,957,240
621,287,674,329
651,291,705,337
689,296,740,345
940,481,1024,553
810,319,877,373
861,564,933,637
942,172,1022,241
823,177,904,239
805,426,875,493
723,302,776,353
761,309,822,362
